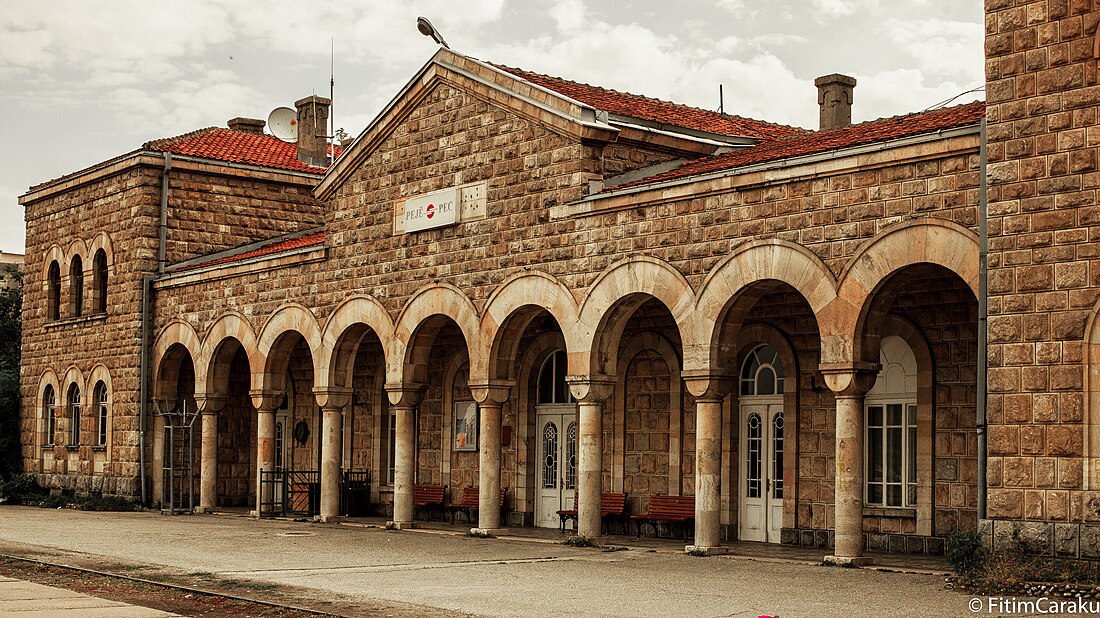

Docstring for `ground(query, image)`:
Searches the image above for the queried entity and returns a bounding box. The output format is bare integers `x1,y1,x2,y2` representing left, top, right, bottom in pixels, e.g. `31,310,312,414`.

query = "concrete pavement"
0,506,978,617
0,574,179,617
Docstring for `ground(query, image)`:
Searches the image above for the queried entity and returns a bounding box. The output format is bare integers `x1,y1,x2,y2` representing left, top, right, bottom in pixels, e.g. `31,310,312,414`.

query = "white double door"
534,405,577,528
739,401,784,543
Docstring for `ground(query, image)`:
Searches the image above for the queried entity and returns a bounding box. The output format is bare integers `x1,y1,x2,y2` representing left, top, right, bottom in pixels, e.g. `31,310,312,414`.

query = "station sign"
402,187,460,233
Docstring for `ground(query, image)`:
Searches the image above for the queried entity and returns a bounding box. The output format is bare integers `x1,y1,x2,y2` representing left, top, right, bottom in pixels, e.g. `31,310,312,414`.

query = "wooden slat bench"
556,492,628,534
413,484,447,521
448,486,506,524
630,495,695,541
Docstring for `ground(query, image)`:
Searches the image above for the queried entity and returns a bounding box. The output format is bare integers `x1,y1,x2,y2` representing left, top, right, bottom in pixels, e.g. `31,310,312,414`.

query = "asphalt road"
0,506,983,617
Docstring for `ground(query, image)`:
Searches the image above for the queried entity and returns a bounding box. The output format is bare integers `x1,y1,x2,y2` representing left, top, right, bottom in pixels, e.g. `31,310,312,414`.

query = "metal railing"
258,469,371,518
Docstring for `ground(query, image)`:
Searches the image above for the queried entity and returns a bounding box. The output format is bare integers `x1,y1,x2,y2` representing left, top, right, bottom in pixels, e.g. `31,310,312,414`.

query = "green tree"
0,265,22,481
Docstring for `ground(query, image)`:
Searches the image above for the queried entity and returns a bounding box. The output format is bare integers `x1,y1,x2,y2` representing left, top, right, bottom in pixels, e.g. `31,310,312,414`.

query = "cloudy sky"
0,0,984,253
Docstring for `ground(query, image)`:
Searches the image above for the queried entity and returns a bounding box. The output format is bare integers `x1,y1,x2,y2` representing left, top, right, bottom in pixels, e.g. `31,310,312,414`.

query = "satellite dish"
267,107,298,142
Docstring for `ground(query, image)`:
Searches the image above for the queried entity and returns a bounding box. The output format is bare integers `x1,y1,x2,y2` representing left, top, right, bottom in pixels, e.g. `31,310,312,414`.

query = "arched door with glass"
534,350,577,528
739,344,785,543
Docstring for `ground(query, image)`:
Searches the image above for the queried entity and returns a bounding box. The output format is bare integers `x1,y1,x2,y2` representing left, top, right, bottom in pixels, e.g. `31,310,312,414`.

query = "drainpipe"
977,119,988,521
139,152,171,505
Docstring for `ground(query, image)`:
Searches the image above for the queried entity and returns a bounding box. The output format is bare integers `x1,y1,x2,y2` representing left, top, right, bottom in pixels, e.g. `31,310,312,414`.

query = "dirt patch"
0,557,466,618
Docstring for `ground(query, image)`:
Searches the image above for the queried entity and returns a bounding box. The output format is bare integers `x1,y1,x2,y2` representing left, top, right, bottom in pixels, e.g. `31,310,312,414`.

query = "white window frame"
864,399,917,508
44,386,56,447
95,382,108,447
68,385,81,447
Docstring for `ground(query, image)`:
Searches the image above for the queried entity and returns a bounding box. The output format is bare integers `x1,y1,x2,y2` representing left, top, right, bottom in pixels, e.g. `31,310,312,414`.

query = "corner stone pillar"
820,364,878,566
194,395,226,514
386,384,423,529
315,387,352,523
683,373,734,552
250,390,282,518
567,376,614,539
470,382,513,534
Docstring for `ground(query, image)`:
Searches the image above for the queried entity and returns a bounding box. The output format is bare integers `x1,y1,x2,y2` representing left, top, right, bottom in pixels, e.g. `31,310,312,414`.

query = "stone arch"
87,232,113,314
256,303,323,394
153,319,202,395
1084,298,1100,490
319,294,395,391
65,238,89,269
825,219,980,365
693,239,837,375
476,271,579,385
41,244,65,284
61,365,86,447
576,256,696,379
392,284,479,385
37,369,60,450
86,232,114,268
197,311,261,396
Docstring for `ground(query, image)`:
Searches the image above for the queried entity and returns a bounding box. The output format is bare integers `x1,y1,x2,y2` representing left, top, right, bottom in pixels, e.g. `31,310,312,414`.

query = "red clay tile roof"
613,101,986,190
145,128,334,174
491,64,807,141
173,230,326,273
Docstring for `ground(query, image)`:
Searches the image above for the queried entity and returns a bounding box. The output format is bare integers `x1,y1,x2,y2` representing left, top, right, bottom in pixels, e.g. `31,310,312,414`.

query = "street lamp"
416,16,450,49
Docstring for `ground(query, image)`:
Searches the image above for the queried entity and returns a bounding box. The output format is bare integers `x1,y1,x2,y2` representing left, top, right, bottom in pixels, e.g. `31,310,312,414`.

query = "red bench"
556,492,628,534
448,486,506,524
413,484,447,521
630,495,695,541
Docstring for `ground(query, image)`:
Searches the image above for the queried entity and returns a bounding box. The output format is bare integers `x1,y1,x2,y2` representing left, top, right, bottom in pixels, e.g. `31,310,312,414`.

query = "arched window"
537,350,573,404
865,336,918,508
93,249,108,314
740,344,785,396
43,385,56,447
70,256,84,318
47,261,61,321
94,381,108,447
67,384,81,447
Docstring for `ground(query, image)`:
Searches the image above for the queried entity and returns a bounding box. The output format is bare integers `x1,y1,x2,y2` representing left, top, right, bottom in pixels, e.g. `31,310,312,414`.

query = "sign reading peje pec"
402,187,459,233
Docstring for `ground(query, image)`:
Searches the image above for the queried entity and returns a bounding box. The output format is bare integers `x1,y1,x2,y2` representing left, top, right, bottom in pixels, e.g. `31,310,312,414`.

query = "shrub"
0,474,46,503
562,535,598,548
78,495,140,512
946,528,984,577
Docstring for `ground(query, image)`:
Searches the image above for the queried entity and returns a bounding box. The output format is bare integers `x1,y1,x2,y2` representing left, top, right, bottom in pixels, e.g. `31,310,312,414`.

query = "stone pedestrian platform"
0,575,179,617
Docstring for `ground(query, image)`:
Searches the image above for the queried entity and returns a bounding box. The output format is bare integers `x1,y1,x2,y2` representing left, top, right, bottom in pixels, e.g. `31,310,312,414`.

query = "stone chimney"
227,117,266,134
295,95,331,167
815,74,857,131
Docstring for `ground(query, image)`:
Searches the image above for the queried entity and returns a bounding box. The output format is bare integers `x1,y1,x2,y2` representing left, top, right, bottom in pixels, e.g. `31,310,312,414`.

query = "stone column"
315,388,352,523
194,395,226,514
250,390,281,518
385,385,423,529
470,382,513,534
683,373,733,553
567,377,614,540
820,365,877,567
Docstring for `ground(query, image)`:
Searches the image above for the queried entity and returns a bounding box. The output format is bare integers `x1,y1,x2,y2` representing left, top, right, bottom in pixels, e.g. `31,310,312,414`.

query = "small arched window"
93,249,108,313
67,383,81,447
43,385,56,446
537,349,573,405
740,344,785,396
70,256,84,318
47,261,61,321
94,381,108,447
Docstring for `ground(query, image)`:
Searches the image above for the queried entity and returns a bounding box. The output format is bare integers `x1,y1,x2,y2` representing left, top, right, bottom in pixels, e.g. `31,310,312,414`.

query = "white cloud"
810,0,880,18
886,18,984,84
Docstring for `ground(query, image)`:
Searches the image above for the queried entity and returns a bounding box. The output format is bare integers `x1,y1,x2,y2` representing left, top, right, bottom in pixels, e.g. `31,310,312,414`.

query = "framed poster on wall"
454,401,478,452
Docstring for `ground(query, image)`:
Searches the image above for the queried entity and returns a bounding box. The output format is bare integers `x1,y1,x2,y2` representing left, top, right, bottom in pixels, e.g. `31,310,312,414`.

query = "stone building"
0,251,23,289
16,1,1100,564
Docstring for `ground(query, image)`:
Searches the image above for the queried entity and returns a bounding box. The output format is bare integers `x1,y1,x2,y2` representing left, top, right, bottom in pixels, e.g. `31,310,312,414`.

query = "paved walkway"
0,574,178,617
0,506,975,618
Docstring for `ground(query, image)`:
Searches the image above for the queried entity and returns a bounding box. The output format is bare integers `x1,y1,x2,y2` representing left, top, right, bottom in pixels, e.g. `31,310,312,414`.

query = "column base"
387,520,419,530
470,527,507,536
823,555,873,567
193,506,215,514
316,514,345,523
684,545,734,556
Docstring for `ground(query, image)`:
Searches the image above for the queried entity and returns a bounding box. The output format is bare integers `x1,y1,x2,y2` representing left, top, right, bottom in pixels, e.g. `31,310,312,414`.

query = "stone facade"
19,29,1060,563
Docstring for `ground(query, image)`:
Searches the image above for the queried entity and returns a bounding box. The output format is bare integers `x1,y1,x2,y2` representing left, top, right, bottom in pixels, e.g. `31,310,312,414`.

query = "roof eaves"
164,226,326,274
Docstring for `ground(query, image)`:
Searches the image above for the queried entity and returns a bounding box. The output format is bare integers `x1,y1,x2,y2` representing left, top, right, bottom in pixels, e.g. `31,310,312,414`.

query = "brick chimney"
295,95,331,167
227,117,266,134
815,74,857,131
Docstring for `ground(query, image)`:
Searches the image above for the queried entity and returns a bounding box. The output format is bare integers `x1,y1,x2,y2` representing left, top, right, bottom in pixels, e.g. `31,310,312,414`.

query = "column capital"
385,383,424,407
818,363,879,397
681,371,735,401
566,375,615,403
313,386,352,410
249,389,283,411
468,381,513,405
194,394,227,414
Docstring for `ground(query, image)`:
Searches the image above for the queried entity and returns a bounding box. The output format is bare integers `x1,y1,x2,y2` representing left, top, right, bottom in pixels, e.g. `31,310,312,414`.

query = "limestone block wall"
984,0,1100,556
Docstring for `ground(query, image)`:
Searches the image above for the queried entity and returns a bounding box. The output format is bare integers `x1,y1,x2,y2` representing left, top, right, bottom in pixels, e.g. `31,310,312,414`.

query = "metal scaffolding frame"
157,398,198,515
